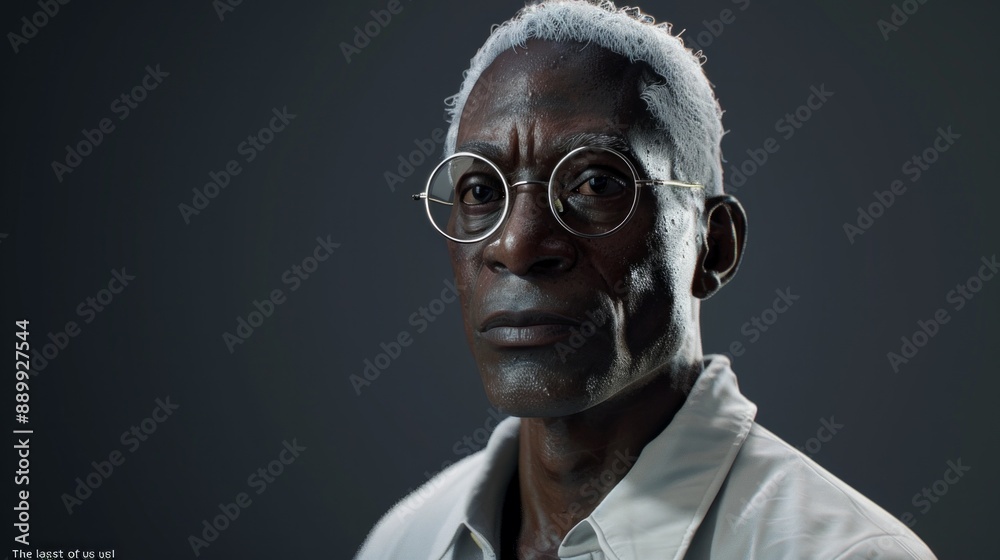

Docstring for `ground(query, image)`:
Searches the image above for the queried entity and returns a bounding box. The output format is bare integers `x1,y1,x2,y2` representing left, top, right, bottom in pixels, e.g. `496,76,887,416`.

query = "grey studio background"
2,0,997,558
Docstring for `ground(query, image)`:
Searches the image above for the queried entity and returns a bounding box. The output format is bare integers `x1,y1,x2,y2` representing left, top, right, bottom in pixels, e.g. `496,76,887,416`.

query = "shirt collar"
429,355,757,559
427,414,520,559
559,354,757,558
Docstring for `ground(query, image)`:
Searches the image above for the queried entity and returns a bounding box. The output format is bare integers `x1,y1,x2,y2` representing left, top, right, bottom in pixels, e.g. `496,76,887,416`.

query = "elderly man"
358,1,935,558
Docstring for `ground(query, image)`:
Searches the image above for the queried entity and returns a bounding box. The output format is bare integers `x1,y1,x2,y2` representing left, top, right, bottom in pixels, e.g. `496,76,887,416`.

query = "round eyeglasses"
412,146,704,243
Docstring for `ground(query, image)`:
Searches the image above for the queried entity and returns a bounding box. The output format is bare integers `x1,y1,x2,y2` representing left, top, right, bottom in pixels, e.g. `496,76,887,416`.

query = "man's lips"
478,311,582,347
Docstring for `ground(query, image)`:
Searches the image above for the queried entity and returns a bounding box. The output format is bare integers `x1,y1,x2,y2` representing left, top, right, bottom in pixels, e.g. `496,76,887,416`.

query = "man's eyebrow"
454,141,507,162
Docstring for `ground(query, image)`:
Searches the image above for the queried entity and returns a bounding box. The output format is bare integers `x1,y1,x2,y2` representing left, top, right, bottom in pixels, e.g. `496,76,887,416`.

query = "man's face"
451,40,706,418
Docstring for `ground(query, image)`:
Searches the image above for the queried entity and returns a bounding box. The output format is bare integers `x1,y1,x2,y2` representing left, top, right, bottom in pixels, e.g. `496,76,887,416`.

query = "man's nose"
482,181,576,276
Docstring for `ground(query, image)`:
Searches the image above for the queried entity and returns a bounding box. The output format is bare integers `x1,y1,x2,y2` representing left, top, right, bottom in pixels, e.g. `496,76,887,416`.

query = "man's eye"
460,183,504,205
574,175,626,196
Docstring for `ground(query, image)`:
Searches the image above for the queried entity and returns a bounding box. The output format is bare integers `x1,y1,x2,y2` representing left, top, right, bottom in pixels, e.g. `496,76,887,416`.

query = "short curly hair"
443,0,726,196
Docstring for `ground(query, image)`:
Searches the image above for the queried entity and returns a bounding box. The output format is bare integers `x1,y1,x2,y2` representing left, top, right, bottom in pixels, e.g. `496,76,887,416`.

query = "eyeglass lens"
425,147,639,241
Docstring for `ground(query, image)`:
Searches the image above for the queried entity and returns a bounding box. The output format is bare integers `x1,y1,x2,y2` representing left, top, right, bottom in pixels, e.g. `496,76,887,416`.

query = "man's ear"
693,195,747,299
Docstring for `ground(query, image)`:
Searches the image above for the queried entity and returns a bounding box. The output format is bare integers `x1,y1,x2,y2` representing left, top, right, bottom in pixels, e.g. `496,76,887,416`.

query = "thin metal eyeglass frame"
411,145,704,243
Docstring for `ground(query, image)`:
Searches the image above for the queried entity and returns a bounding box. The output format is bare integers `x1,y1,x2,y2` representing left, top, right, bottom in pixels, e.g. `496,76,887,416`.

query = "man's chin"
477,357,611,419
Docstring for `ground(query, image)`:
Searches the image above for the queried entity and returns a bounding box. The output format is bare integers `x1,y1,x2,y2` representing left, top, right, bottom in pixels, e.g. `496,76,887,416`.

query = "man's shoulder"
354,432,504,559
695,422,936,559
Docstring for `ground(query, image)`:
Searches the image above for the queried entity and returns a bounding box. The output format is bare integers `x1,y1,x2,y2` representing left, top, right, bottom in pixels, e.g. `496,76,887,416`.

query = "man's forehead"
456,129,634,162
463,41,642,107
456,40,648,162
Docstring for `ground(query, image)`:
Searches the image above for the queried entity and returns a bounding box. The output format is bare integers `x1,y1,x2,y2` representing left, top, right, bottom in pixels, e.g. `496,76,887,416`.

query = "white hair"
443,0,725,195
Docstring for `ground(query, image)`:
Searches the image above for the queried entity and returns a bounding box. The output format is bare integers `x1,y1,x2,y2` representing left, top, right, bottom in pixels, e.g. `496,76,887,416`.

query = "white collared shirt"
356,356,936,559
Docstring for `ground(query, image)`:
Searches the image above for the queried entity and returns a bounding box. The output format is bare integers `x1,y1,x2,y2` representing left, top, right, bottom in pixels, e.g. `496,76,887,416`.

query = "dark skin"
449,40,747,559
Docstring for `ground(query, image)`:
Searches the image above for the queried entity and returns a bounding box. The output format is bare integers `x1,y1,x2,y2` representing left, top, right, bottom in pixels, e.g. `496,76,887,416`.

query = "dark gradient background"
3,0,997,558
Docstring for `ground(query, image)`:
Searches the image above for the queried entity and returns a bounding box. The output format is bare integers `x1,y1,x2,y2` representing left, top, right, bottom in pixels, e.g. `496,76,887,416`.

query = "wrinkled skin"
448,39,746,558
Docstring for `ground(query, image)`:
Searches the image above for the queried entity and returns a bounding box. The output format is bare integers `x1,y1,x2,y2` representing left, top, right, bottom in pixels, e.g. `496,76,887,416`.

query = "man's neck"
503,362,700,559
